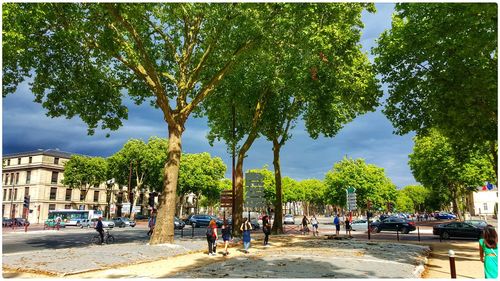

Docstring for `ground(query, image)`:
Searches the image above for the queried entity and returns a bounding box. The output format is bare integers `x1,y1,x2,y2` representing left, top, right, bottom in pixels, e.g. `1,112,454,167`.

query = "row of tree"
62,137,227,220
4,3,496,243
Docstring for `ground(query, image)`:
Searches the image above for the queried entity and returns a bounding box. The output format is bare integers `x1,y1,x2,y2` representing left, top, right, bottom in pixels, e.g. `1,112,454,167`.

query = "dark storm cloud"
2,3,417,187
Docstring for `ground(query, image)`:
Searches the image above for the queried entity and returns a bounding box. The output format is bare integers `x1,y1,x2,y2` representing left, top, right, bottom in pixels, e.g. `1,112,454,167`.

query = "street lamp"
105,178,115,219
10,175,15,219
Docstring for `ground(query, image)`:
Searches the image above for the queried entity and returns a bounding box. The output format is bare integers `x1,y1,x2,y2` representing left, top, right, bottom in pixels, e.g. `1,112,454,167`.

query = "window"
4,174,8,185
14,189,18,200
54,157,59,165
3,190,6,201
80,190,86,201
93,191,99,202
7,159,10,166
50,187,57,200
18,158,21,165
2,205,4,217
8,189,12,200
64,204,71,209
26,171,31,184
51,172,58,184
24,187,29,197
483,203,488,211
49,204,56,211
15,173,19,184
29,157,32,164
10,173,14,185
65,189,72,201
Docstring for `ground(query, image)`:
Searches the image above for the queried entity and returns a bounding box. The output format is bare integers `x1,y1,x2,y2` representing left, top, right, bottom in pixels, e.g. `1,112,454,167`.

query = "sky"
1,3,419,188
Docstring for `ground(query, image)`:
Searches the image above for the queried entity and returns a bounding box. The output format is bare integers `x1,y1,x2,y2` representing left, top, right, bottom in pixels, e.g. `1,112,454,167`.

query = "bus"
47,210,103,227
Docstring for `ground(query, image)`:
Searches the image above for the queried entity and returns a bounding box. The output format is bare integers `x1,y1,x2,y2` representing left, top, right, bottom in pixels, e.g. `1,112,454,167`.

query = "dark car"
174,217,186,229
135,214,150,221
433,221,483,240
227,217,260,230
464,220,488,230
189,214,223,228
435,212,457,220
370,217,416,234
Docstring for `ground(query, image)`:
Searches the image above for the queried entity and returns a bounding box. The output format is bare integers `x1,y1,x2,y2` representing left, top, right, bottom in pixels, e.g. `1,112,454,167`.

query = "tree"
324,158,397,213
177,152,226,215
400,185,429,212
373,3,498,180
63,155,108,209
202,3,380,235
395,191,414,213
299,179,327,216
3,3,277,244
409,129,496,219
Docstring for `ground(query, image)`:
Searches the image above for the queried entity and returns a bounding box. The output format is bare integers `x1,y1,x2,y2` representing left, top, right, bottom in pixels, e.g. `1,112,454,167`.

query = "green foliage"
324,157,397,211
63,155,108,189
400,185,429,212
300,179,327,206
177,152,227,203
395,191,414,213
409,129,496,210
373,3,497,154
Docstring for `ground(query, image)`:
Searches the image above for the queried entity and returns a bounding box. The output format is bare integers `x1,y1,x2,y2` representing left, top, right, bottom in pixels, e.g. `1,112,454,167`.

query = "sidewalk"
422,241,484,278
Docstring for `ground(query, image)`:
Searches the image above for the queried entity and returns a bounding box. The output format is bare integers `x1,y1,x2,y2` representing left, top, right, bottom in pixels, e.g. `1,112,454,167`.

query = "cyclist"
95,217,104,245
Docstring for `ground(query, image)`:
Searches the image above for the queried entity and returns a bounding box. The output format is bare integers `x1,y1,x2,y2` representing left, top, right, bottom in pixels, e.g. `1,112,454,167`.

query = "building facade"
2,149,112,223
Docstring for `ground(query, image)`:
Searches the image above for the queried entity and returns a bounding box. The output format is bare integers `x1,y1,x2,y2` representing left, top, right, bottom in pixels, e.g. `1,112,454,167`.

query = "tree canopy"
373,3,497,176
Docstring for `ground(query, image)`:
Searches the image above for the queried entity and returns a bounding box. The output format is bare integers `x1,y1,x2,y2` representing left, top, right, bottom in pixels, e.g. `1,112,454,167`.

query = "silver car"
284,214,295,225
89,218,115,228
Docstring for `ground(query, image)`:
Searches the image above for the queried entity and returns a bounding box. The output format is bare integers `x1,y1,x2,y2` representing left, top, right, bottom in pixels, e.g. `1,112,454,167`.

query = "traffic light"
23,196,30,208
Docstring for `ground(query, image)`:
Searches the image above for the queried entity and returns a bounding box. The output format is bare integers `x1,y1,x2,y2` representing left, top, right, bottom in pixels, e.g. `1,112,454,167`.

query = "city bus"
47,210,103,227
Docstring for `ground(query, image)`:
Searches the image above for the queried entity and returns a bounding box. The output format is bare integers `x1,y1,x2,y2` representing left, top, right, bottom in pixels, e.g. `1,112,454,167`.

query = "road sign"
245,172,266,209
220,190,234,207
346,187,357,211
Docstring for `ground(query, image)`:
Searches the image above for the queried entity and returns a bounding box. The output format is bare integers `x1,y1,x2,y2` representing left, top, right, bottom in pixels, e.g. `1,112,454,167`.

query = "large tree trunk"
150,126,183,244
271,139,284,234
130,186,140,221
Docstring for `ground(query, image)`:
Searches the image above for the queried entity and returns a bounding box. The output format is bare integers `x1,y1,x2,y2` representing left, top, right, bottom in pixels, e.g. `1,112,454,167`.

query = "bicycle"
91,229,115,245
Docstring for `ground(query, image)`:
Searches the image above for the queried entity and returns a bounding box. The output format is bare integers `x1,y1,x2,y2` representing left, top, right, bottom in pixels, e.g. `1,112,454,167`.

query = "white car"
90,218,115,228
350,219,368,232
284,214,295,225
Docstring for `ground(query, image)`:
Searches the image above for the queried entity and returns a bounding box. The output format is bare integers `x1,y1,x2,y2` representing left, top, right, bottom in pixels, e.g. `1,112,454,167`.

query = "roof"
3,149,74,159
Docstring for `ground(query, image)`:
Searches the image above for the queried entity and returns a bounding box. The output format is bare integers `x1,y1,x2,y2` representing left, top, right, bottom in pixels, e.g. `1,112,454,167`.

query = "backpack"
206,226,214,237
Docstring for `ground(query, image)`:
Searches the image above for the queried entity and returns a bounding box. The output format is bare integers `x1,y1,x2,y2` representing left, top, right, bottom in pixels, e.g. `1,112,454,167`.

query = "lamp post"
10,176,15,220
105,178,115,219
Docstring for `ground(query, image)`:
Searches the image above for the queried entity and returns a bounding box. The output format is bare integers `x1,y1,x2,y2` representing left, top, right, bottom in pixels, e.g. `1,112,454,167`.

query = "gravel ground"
2,238,207,276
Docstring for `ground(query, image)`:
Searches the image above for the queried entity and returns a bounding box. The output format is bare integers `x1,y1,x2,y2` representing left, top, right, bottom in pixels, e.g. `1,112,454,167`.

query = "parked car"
284,214,295,225
433,221,483,240
90,218,115,228
189,214,223,228
350,219,369,232
113,217,136,228
464,220,488,230
435,212,457,220
370,217,416,234
80,219,93,228
174,217,186,229
135,214,150,221
226,217,260,230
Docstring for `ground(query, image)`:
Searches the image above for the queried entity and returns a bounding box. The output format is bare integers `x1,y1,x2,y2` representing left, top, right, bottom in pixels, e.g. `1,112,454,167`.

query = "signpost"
245,173,266,219
346,187,357,211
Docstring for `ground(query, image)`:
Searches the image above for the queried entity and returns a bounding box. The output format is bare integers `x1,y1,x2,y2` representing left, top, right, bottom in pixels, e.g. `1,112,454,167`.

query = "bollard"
368,221,371,240
181,227,184,238
418,227,420,242
397,228,400,241
440,232,442,242
449,250,456,278
191,225,195,238
24,223,29,233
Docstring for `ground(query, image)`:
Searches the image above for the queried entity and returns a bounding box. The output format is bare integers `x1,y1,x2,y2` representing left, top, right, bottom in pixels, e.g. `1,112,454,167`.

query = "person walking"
206,219,218,256
147,213,156,236
221,220,231,256
262,214,271,246
333,214,340,236
95,217,104,245
311,215,319,237
479,225,498,279
240,218,252,253
301,215,310,235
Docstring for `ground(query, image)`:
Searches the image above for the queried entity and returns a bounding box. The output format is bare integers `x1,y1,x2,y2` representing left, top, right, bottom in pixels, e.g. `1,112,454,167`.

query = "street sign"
245,172,266,209
220,190,234,207
346,187,357,211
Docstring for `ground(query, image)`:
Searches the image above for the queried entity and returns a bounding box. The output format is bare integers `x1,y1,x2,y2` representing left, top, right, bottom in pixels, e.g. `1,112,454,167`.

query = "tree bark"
150,126,183,244
271,138,284,234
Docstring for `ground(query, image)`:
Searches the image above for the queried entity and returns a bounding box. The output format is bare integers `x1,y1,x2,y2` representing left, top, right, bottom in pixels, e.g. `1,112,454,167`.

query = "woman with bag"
206,219,218,256
479,225,498,278
262,215,271,246
240,218,252,253
221,220,231,256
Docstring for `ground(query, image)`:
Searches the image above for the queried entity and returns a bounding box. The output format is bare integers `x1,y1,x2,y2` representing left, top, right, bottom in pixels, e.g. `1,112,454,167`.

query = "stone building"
2,149,112,223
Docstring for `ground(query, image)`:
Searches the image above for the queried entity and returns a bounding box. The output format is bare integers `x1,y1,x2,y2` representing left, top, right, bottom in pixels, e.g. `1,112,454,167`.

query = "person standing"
262,214,271,246
206,219,218,256
479,225,498,279
95,217,104,244
311,215,319,237
240,218,252,253
147,213,156,236
345,216,352,237
334,214,340,236
221,220,231,256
